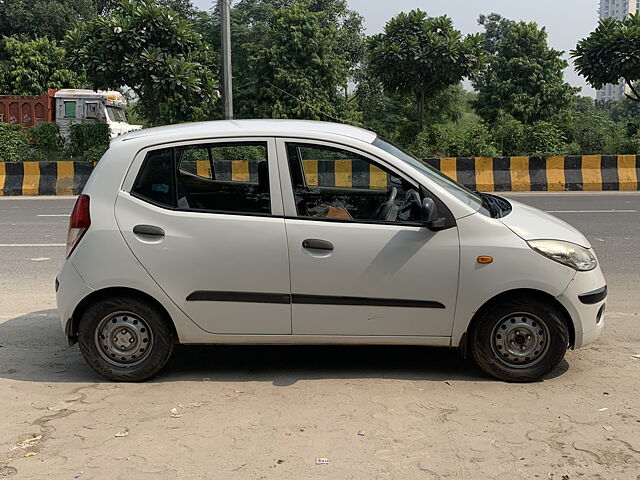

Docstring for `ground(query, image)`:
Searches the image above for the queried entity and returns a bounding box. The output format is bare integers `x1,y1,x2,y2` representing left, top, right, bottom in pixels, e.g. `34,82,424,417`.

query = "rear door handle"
302,239,334,251
133,225,165,237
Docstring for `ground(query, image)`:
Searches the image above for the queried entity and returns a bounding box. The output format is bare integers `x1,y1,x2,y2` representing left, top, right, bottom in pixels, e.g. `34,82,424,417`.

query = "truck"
0,88,142,139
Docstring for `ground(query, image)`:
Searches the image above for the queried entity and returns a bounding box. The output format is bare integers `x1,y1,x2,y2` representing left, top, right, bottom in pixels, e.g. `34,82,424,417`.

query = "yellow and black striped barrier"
1,156,639,195
423,155,640,191
0,161,92,196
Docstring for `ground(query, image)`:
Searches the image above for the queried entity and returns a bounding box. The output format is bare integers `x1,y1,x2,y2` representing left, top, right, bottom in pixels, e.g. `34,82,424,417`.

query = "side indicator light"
477,256,494,264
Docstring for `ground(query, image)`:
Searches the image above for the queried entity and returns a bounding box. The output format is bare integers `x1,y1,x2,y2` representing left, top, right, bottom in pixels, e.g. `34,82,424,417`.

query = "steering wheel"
373,187,399,221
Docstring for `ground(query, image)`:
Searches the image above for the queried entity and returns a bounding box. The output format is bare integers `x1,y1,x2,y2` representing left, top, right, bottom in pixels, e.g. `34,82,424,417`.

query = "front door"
115,138,292,335
278,140,460,337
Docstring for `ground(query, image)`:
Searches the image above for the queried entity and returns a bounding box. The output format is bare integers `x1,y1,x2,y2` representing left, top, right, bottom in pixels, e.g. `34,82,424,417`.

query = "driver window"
286,143,422,223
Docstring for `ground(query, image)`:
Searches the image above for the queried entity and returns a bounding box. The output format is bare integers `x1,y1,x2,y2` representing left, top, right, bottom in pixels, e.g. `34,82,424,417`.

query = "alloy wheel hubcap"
95,312,152,367
491,313,550,368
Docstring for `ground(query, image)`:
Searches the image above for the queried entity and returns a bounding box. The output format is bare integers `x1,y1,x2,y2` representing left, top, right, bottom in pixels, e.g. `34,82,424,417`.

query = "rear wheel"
470,298,569,382
77,296,174,381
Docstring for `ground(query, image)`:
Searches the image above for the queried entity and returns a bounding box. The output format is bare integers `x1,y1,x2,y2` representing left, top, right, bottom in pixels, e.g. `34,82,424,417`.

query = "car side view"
56,120,607,382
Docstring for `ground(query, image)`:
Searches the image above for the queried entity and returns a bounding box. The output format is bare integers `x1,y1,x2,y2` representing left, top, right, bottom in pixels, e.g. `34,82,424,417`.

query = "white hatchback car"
56,120,607,382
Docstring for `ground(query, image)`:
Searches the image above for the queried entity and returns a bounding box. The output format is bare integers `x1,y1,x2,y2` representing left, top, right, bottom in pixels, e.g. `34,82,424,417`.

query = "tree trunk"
416,90,426,130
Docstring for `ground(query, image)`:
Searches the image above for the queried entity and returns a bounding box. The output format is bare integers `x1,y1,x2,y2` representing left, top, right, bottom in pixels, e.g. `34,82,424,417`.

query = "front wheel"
470,298,569,382
77,296,175,381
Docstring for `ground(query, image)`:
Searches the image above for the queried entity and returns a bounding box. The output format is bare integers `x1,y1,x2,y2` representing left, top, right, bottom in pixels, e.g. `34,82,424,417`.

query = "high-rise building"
596,0,639,101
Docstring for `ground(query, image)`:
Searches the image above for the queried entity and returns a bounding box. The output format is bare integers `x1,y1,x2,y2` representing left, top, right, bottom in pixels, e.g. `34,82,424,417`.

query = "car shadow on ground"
0,309,569,385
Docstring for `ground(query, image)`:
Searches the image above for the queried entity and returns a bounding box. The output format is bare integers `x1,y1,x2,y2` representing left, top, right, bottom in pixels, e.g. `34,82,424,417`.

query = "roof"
54,89,124,99
120,119,378,144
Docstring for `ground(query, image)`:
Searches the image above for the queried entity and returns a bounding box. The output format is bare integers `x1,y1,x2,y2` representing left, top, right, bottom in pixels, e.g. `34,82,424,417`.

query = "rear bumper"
56,260,93,344
556,268,607,349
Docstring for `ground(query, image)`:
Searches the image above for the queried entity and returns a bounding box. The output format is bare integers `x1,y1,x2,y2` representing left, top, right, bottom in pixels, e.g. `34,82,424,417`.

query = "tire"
77,295,175,381
470,297,569,382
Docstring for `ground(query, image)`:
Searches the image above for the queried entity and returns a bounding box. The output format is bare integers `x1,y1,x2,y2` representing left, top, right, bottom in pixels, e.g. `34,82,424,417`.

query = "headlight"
527,240,597,271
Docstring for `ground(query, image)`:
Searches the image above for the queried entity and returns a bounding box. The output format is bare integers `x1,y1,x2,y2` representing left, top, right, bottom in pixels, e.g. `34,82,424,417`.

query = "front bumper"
556,267,607,349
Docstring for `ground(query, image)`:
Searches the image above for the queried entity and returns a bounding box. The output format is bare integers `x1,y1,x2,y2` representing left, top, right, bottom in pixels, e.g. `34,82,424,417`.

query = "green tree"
490,113,569,156
204,0,364,119
573,13,640,102
368,9,483,130
491,112,526,155
0,36,84,95
240,2,350,120
65,0,218,125
524,121,568,156
96,0,198,16
355,73,469,147
0,0,95,41
474,14,577,124
411,116,498,158
0,124,30,162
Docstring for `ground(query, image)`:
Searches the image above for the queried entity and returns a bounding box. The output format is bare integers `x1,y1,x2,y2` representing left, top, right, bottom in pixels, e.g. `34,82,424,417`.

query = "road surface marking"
545,210,637,213
30,257,50,261
0,244,65,247
37,214,69,217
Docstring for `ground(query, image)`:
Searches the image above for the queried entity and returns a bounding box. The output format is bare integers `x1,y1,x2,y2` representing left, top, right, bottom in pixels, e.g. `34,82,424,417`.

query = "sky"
193,0,601,96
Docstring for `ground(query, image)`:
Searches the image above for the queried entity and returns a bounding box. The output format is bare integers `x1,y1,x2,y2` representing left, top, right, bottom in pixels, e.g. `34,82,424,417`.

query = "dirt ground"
1,305,639,480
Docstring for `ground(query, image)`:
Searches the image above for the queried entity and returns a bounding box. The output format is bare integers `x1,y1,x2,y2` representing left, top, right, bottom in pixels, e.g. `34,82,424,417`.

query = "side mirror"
421,198,446,230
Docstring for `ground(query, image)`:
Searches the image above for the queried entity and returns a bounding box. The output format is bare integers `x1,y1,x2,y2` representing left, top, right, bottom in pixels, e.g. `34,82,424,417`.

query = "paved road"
0,193,639,480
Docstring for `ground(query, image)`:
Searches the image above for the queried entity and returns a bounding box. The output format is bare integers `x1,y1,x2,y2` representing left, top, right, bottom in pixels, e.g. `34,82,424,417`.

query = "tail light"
66,194,91,258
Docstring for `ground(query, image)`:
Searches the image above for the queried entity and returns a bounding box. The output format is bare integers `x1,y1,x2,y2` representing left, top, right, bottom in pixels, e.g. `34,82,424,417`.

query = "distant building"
596,0,639,101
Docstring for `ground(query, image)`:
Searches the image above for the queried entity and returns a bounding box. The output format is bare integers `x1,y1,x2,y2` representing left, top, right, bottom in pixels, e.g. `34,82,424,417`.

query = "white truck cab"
54,89,142,139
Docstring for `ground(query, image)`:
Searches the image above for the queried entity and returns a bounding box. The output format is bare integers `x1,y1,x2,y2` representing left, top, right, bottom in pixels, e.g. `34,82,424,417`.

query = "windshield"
106,106,127,123
372,137,484,212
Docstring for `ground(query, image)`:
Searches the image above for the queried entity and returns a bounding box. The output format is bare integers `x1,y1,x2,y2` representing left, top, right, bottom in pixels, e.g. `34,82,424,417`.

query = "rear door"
115,138,292,335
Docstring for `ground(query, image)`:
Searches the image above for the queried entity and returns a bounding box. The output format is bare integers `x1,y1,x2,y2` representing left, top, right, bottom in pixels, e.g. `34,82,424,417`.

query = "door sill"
179,334,451,347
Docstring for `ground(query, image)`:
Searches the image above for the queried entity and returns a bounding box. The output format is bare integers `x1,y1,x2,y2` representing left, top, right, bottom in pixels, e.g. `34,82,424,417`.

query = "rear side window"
131,148,175,207
130,143,271,215
175,143,270,214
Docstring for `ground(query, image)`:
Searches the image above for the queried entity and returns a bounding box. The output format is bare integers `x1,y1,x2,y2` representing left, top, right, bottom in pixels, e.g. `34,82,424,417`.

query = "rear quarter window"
131,148,175,207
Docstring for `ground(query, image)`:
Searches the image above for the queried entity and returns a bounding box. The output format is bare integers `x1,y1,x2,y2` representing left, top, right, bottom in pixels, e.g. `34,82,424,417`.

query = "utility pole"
220,0,233,120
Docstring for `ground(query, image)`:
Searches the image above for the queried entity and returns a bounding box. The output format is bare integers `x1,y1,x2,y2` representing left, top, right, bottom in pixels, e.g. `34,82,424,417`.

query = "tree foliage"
0,0,95,41
474,13,578,124
232,2,352,120
573,12,640,101
368,9,483,129
0,36,84,95
411,116,498,158
0,124,29,162
65,0,218,125
209,0,364,120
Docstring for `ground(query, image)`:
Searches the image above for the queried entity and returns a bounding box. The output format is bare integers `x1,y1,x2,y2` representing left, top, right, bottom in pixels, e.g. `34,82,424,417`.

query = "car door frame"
274,136,460,341
122,136,286,217
117,135,294,335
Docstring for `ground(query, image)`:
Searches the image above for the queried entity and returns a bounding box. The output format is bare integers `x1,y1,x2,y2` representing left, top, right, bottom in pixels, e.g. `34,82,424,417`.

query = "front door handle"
302,239,334,251
133,224,165,237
